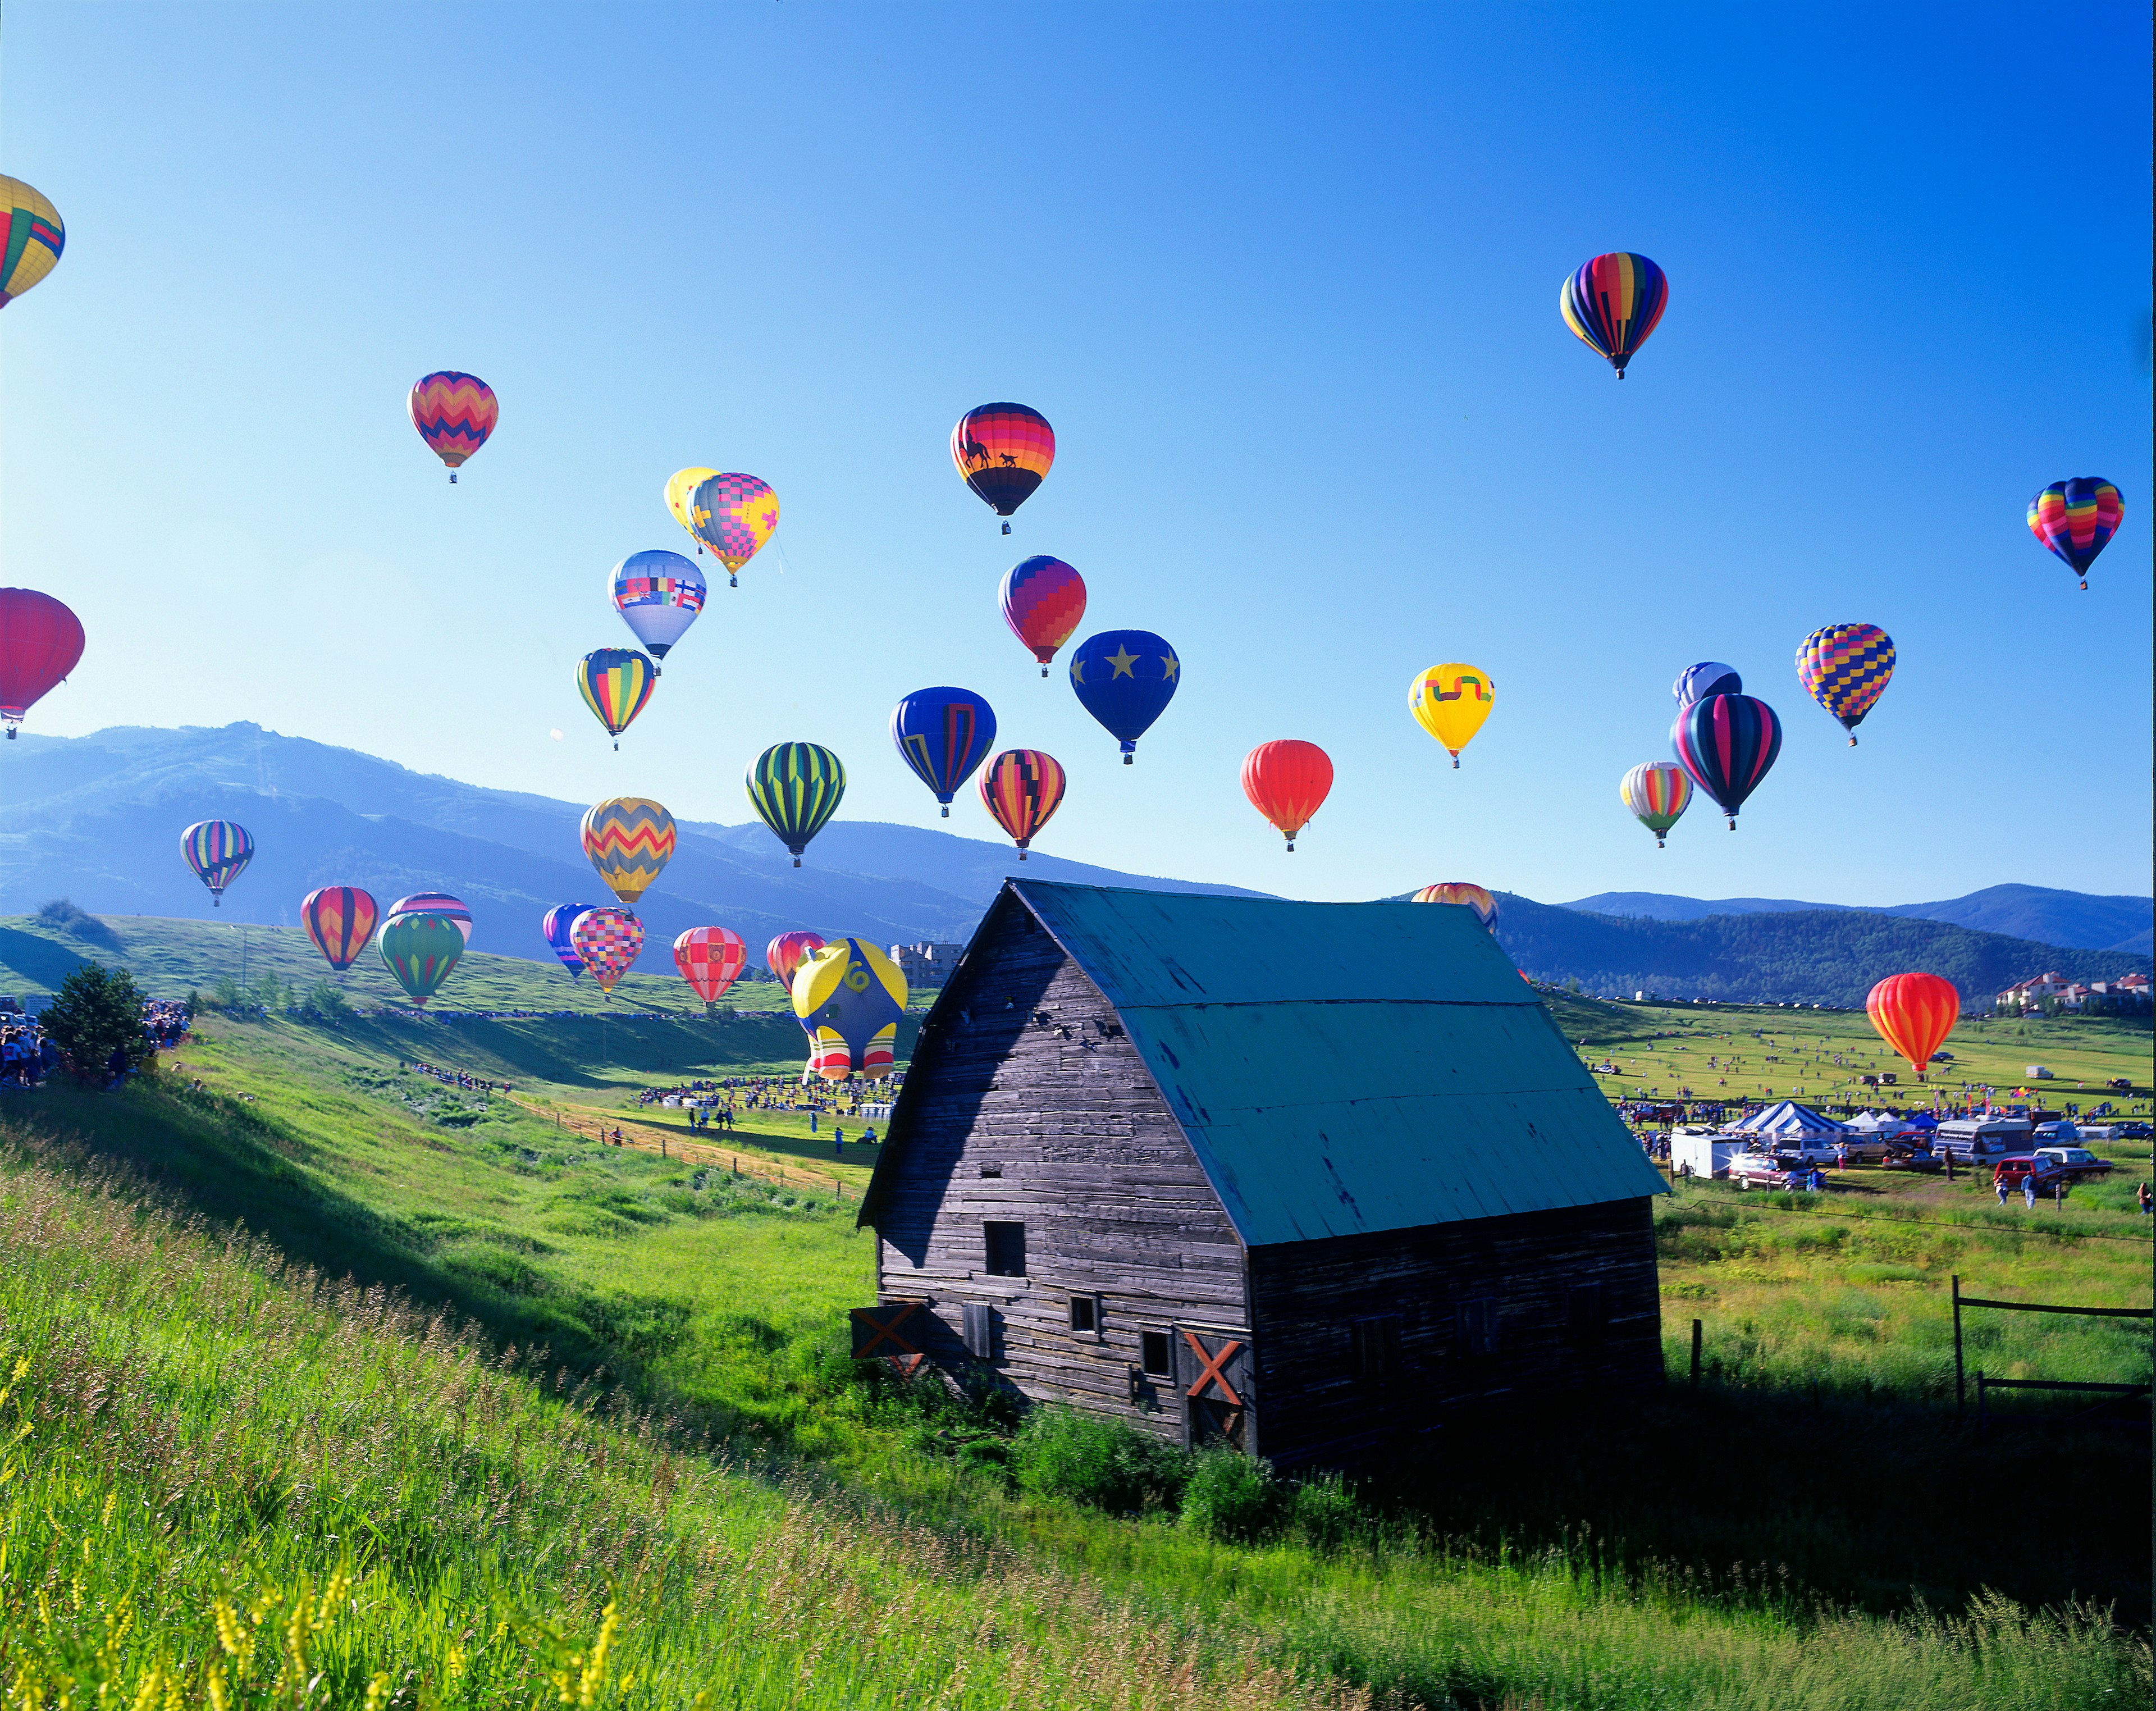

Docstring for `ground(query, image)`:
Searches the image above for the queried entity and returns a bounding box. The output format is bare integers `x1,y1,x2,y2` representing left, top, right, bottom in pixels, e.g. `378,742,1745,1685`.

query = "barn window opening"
1069,1294,1099,1335
984,1221,1027,1277
1458,1298,1496,1357
1350,1315,1401,1381
1139,1330,1172,1376
979,1163,1002,1178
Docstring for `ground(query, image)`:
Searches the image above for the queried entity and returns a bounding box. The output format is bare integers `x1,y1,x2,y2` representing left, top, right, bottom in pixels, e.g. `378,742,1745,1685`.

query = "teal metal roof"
1012,882,1667,1247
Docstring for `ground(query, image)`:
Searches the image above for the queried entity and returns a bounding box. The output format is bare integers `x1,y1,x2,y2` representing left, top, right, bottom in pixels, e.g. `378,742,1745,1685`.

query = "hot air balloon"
1619,761,1693,848
570,907,644,998
0,589,84,738
978,749,1065,860
181,821,253,908
378,912,465,1010
543,904,600,978
952,403,1054,533
581,798,675,906
1560,252,1668,379
665,467,718,554
792,938,908,1080
1409,664,1493,768
746,744,844,866
577,649,656,749
302,887,379,971
2027,478,2123,590
1671,693,1781,829
1796,624,1895,746
1069,630,1179,763
999,556,1086,676
891,687,997,817
686,473,779,586
1673,662,1741,706
408,372,496,482
1412,882,1499,932
386,893,474,946
607,551,706,667
1241,741,1333,852
1866,972,1960,1079
766,930,827,996
0,177,64,308
674,926,747,1009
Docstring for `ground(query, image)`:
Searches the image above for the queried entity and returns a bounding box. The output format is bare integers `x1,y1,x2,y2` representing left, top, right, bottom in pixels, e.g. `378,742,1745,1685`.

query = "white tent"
1729,1099,1855,1139
1846,1110,1914,1138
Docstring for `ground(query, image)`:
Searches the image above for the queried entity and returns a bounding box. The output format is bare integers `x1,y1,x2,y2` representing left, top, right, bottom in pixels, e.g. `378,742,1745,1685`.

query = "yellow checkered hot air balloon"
790,937,907,1081
1,177,65,308
579,797,675,906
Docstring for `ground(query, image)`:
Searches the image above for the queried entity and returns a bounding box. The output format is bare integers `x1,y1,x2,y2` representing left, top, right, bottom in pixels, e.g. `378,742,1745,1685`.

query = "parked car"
2114,1121,2152,1140
1880,1145,1944,1173
2105,1078,2133,1092
1992,1156,2073,1196
2031,1120,2079,1145
1730,1152,1822,1191
1930,1050,1955,1062
2032,1145,2115,1183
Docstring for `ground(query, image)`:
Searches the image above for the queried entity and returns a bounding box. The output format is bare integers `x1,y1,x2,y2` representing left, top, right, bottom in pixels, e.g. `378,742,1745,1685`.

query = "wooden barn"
853,880,1668,1467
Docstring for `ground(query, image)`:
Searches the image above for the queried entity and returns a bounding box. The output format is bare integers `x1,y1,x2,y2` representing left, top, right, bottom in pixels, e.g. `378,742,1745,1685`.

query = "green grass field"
0,923,2148,1704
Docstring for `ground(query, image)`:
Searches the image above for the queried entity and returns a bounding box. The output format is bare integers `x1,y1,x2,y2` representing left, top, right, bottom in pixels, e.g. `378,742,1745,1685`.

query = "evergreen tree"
42,962,151,1083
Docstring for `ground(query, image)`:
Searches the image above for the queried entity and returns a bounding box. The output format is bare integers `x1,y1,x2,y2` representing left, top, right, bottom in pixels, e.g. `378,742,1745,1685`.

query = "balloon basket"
1285,841,1296,853
1017,848,1028,861
1001,522,1011,536
940,805,949,818
1848,736,1857,747
729,574,738,588
1655,837,1665,849
4,729,13,741
1451,758,1460,770
1040,665,1049,678
449,472,458,484
792,856,802,868
1726,818,1737,831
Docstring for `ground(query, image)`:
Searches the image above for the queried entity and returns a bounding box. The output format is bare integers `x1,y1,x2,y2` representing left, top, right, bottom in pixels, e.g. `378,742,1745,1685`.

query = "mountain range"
0,725,2144,1008
1563,887,2153,955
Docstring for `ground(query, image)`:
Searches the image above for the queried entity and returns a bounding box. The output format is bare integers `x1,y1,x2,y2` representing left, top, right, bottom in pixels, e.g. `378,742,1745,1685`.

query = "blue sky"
2,2,2149,908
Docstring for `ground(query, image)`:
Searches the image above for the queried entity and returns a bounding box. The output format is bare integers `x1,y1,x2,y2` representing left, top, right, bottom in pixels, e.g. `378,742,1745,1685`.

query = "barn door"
1175,1325,1255,1452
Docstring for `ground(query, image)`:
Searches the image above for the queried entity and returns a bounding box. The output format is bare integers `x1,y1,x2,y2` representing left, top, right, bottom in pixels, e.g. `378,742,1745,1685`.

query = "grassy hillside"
1499,895,2149,1006
0,996,2146,1704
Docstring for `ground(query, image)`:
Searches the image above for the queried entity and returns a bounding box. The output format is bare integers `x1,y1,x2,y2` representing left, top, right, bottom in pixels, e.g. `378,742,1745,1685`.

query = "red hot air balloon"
409,371,497,482
302,887,380,971
1240,740,1333,852
0,589,84,739
674,926,747,1009
998,556,1087,676
978,749,1066,859
766,930,826,998
1865,973,1960,1079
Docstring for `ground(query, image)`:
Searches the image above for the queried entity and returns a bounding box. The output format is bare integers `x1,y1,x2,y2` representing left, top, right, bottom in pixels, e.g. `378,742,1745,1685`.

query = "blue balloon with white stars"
1068,629,1180,763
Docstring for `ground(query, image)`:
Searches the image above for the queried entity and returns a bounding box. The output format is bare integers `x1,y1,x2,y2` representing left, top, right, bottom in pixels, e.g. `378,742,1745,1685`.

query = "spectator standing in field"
2022,1174,2038,1211
1995,1174,2010,1207
2138,1182,2153,1216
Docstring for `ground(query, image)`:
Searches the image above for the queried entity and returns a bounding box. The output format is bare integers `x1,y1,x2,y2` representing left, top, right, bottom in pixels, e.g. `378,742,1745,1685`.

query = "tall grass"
0,1124,2145,1709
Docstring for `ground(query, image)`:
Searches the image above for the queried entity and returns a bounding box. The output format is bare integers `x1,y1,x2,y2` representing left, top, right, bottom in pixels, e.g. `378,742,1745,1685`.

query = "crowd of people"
399,1058,514,1097
0,996,191,1090
628,1071,905,1152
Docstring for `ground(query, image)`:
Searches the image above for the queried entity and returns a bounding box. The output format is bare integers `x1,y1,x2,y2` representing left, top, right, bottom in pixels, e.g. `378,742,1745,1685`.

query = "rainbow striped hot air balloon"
1619,762,1692,848
577,648,656,749
1,177,65,308
792,938,908,1081
952,403,1054,533
386,892,473,946
1560,252,1668,378
2027,478,2123,591
1412,883,1499,932
999,556,1087,676
408,372,497,482
302,887,379,971
581,798,675,906
543,904,600,978
181,821,254,909
978,749,1065,860
1796,624,1895,746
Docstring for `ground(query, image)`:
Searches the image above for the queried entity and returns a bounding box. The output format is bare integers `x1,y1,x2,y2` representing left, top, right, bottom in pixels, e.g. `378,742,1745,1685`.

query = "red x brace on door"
1181,1329,1243,1404
851,1302,926,1377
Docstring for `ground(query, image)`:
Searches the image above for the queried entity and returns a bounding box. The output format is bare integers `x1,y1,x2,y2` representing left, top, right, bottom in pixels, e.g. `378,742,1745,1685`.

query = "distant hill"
0,725,1261,978
1564,884,2153,955
1500,894,2148,1008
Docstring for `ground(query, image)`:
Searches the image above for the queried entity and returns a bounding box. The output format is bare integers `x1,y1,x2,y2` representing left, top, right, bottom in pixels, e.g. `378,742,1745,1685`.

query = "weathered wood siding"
1246,1198,1662,1467
873,895,1247,1439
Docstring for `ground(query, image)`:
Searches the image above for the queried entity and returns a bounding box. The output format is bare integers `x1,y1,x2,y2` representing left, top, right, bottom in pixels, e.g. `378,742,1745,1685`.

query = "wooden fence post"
1952,1274,1965,1415
1689,1318,1702,1389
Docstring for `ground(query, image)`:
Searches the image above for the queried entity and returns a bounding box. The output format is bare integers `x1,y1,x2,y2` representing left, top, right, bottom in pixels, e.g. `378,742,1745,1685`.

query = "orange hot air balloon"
1865,972,1960,1079
1240,740,1332,852
1412,882,1498,932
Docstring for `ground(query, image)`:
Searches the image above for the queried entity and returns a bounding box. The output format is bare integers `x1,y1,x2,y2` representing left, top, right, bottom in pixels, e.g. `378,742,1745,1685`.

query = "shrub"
1011,1406,1186,1512
305,980,350,1019
35,898,120,948
1286,1471,1366,1549
1179,1446,1281,1541
40,962,151,1083
208,974,243,1010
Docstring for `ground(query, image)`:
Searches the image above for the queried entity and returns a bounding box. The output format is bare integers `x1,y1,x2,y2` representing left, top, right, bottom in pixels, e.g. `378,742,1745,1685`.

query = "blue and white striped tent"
1730,1099,1854,1138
